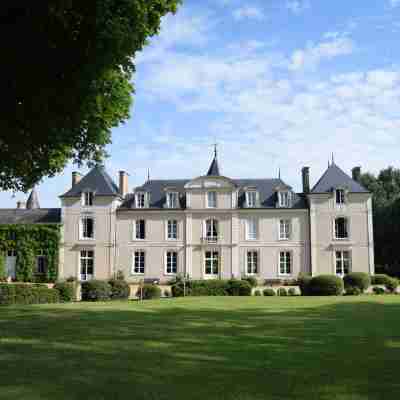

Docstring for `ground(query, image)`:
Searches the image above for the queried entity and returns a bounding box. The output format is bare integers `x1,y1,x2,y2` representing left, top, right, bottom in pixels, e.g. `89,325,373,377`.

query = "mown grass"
1,296,400,400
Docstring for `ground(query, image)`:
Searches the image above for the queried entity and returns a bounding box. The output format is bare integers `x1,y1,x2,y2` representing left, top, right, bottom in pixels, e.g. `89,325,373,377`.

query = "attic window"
278,191,291,208
336,189,345,205
166,192,179,208
246,191,257,208
136,193,145,208
82,192,94,206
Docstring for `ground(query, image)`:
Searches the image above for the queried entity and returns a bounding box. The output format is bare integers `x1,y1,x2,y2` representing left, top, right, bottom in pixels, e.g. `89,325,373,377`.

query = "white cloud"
232,6,265,21
286,0,310,15
288,38,354,71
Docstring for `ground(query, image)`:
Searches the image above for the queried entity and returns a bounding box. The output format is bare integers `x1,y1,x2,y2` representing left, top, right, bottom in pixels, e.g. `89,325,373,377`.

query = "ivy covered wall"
0,224,60,282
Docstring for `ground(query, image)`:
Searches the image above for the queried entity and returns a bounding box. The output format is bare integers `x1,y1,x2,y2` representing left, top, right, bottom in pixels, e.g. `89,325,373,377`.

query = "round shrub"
277,287,288,296
373,286,385,295
171,284,184,297
228,279,252,296
263,288,276,296
137,284,161,300
163,289,171,297
242,276,258,288
297,274,312,296
54,281,75,302
344,287,361,296
343,272,371,293
288,288,297,296
81,280,111,301
385,277,399,293
371,274,391,285
253,289,262,296
309,275,344,296
108,279,130,300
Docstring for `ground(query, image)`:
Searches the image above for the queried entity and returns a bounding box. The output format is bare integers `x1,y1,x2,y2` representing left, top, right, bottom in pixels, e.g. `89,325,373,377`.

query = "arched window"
205,219,218,242
335,217,348,239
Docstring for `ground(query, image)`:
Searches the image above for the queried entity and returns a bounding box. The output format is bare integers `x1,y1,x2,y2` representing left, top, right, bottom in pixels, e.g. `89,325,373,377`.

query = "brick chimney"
352,166,361,183
302,167,310,194
119,171,129,197
72,171,82,187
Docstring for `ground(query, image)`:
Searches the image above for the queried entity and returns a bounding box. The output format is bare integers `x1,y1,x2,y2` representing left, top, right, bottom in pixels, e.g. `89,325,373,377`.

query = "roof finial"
147,168,150,182
331,152,335,165
213,141,218,159
278,168,281,180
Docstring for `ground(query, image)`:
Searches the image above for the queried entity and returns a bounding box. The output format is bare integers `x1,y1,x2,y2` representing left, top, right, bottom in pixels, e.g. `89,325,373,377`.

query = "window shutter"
255,191,261,207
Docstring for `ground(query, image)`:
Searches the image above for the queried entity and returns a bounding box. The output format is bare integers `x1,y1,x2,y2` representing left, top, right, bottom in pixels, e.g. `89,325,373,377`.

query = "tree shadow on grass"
0,297,400,400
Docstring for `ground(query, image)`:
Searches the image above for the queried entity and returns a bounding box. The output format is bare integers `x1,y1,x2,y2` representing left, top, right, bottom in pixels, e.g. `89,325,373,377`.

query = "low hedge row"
171,279,252,297
0,284,60,305
81,279,131,301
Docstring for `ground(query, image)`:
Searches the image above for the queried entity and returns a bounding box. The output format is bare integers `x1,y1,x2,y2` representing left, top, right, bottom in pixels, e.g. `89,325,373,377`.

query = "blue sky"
4,0,400,207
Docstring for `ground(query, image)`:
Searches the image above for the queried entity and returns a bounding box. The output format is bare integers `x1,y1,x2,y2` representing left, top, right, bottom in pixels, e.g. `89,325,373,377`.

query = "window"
246,191,257,208
205,251,219,276
165,251,178,274
246,219,257,240
247,251,258,275
7,250,16,257
336,250,350,276
336,189,345,205
279,251,291,275
279,219,291,240
278,191,291,208
136,193,145,208
7,232,16,240
207,191,217,208
205,219,218,242
167,220,178,240
167,192,179,208
80,216,94,239
80,250,94,281
135,220,146,240
133,251,145,274
335,217,348,239
36,250,47,274
82,192,94,206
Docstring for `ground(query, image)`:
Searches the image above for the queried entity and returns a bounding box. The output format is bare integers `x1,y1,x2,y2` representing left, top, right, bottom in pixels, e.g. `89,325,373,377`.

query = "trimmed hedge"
277,287,288,296
227,279,252,296
373,286,385,295
54,281,75,302
371,274,391,285
137,284,161,300
297,274,312,296
385,277,399,293
108,279,130,300
288,288,297,296
309,275,344,296
242,276,258,288
0,283,59,305
253,290,262,296
263,288,276,296
343,272,371,293
344,287,361,296
81,280,111,301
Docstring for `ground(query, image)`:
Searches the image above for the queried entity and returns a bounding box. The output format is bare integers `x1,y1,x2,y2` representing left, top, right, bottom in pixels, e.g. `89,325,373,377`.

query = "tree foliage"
0,0,181,191
360,167,400,277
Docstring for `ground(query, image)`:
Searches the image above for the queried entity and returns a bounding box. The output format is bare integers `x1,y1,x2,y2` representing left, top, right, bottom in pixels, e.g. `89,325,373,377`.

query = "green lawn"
1,296,400,400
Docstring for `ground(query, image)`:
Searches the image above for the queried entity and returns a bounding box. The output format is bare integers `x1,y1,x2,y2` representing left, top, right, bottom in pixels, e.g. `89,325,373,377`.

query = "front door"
6,250,16,279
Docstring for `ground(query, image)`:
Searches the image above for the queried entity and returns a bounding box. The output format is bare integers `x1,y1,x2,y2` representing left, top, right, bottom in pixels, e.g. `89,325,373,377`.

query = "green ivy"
0,252,5,280
0,225,60,282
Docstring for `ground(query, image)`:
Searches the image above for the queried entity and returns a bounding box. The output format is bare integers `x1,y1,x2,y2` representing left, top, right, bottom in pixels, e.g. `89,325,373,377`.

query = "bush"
345,287,361,296
309,275,344,296
385,277,399,293
242,276,258,288
371,274,391,285
343,272,371,293
373,286,385,295
228,279,252,296
163,289,171,297
108,279,130,300
54,281,75,302
171,283,185,297
81,280,111,301
253,290,262,296
137,284,161,300
277,287,288,296
263,288,276,296
297,274,312,296
0,283,59,305
288,288,297,296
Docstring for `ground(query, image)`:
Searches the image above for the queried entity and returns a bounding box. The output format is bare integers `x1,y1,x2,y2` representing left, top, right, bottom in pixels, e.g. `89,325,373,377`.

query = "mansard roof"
0,209,61,224
311,163,368,194
60,165,120,198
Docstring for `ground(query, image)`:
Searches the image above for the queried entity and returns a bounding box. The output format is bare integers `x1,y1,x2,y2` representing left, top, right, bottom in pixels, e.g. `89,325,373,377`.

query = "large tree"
0,1,180,191
360,167,400,277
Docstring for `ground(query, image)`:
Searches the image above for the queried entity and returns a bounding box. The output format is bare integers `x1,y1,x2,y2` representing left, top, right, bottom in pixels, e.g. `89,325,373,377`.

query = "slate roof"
120,178,307,210
60,166,120,198
0,209,61,224
26,188,40,209
311,163,368,194
207,156,221,176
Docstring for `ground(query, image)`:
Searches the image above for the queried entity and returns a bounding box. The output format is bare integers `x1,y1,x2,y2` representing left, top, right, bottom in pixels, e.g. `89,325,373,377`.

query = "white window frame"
135,192,146,208
204,218,218,242
80,250,94,281
245,218,257,241
335,250,351,276
166,219,178,240
204,250,219,277
165,251,178,275
279,219,291,240
278,191,291,208
82,191,94,207
79,215,95,240
132,250,145,275
134,219,146,240
207,191,217,208
36,249,47,274
279,251,292,276
166,192,179,208
334,217,349,240
246,191,257,208
246,250,259,275
336,189,346,205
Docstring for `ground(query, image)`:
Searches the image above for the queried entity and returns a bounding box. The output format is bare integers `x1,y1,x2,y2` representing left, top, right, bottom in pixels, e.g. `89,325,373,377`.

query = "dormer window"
336,189,345,205
136,192,145,208
82,191,94,206
246,191,257,208
207,191,217,208
166,192,179,208
278,191,291,208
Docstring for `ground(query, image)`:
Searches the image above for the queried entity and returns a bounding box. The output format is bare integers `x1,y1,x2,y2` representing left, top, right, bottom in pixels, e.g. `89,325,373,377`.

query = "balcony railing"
201,236,218,244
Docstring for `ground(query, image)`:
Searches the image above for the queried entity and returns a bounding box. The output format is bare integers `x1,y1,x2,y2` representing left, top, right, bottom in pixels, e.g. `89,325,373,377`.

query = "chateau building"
0,150,374,283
